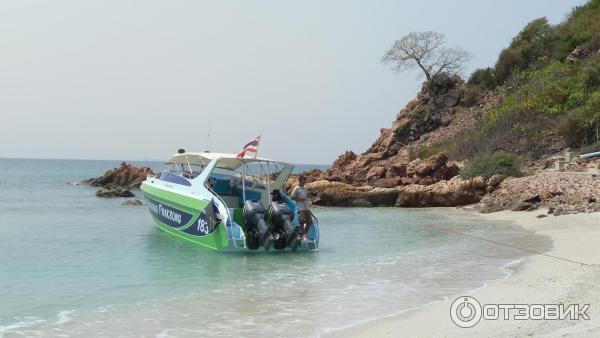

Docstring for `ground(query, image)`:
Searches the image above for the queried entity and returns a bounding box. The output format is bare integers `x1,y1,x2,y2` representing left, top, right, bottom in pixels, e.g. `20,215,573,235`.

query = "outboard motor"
268,201,300,251
243,200,269,250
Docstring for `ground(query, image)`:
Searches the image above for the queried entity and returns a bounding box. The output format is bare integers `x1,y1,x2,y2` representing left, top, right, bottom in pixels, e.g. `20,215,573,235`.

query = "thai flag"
236,134,261,159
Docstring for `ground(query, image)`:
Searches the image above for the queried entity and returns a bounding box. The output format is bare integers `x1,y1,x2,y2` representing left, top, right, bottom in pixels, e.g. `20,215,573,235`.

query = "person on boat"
291,175,313,239
270,189,283,202
228,176,242,194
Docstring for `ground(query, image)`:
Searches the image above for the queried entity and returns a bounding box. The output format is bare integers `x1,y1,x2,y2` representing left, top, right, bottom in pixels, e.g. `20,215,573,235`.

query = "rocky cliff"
294,70,599,214
294,75,502,207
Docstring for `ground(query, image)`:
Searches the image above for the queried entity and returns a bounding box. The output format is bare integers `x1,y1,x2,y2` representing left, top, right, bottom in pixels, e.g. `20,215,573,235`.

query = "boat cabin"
160,152,295,211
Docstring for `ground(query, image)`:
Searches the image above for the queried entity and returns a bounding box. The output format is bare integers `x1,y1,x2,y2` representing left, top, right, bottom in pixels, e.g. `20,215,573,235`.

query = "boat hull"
141,182,233,251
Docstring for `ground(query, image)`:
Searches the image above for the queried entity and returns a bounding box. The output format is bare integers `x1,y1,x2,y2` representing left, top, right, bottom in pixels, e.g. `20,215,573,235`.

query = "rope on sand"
444,229,592,267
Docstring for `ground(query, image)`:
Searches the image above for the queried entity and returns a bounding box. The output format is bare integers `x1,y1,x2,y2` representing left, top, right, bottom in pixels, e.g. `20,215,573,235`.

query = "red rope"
445,229,592,267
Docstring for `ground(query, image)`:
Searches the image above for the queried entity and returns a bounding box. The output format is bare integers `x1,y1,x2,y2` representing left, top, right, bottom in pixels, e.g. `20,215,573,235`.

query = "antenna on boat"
205,113,213,152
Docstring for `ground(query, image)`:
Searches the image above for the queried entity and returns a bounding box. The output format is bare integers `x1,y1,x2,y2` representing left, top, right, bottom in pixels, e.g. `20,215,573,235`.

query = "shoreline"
324,209,600,338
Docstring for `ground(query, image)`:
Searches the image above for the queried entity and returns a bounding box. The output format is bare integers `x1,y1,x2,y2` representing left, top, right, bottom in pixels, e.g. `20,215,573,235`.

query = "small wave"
157,329,175,338
0,317,47,336
466,256,527,294
375,261,398,266
55,310,75,325
502,257,525,270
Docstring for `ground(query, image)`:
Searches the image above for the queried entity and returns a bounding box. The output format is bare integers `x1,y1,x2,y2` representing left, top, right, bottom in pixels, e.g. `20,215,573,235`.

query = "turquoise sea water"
0,159,551,337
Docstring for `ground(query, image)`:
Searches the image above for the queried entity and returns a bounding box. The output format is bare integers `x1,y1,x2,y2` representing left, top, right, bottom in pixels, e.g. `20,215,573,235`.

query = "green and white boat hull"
141,182,239,251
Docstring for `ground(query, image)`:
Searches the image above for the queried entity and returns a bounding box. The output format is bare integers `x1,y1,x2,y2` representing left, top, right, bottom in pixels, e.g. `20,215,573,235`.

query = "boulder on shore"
305,176,489,208
394,176,487,207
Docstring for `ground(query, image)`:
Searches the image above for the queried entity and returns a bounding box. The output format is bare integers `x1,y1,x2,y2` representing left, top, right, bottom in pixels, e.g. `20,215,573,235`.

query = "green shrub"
460,151,522,179
556,0,600,54
417,144,441,159
491,59,599,121
494,17,559,85
559,90,600,147
461,86,480,106
468,68,497,90
559,112,586,147
393,123,410,141
495,48,523,85
443,108,557,161
411,106,427,120
510,17,558,63
581,57,600,89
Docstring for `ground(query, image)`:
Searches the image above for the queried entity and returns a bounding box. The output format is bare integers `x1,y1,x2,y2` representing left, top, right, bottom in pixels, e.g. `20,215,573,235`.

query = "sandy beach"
326,210,600,338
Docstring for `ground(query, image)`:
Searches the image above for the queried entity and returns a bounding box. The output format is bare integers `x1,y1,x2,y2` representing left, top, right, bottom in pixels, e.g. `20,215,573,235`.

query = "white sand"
325,210,600,338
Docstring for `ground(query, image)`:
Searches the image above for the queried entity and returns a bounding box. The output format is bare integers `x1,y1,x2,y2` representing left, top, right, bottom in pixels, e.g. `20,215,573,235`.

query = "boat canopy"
165,152,290,170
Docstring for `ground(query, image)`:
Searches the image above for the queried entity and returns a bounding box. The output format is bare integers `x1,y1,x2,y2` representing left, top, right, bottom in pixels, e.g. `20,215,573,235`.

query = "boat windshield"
208,161,287,189
206,159,291,208
157,163,205,186
164,163,205,179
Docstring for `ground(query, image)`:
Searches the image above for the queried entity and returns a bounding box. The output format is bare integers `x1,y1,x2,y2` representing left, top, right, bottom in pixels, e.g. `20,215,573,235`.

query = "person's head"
298,175,306,187
271,189,282,201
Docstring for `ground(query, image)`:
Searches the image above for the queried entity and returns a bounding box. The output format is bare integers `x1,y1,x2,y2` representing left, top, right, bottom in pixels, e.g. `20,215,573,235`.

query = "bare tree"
381,31,471,81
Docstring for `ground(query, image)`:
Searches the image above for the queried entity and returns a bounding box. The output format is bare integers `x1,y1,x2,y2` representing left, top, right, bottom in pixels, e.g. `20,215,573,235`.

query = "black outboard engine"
268,201,300,251
243,200,269,250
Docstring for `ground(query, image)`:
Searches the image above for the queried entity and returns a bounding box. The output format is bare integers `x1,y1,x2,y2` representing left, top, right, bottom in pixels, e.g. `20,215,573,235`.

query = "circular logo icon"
450,296,482,328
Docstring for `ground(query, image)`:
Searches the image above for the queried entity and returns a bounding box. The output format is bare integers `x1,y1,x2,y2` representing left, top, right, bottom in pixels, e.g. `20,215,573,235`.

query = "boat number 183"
197,217,209,235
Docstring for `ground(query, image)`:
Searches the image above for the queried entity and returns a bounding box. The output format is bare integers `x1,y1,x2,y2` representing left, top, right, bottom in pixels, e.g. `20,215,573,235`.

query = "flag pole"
255,133,261,159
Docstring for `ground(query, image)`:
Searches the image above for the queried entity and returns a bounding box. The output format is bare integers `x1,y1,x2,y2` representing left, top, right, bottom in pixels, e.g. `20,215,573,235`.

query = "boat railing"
206,185,244,249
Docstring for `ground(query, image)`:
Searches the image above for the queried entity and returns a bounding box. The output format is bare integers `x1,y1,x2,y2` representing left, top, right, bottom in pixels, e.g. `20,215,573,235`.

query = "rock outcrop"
394,176,488,207
295,176,490,208
82,162,154,198
83,162,154,188
96,186,135,198
122,199,144,206
324,152,460,188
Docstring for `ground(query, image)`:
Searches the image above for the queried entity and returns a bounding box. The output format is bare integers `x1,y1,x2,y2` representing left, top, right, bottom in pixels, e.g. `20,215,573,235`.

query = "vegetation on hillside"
460,151,521,179
449,0,600,165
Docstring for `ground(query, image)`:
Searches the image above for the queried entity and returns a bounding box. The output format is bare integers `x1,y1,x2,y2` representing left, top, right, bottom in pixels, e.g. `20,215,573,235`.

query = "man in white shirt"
291,175,313,239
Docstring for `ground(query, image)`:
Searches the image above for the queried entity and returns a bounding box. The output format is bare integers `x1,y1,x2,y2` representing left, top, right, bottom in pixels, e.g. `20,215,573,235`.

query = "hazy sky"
0,0,586,164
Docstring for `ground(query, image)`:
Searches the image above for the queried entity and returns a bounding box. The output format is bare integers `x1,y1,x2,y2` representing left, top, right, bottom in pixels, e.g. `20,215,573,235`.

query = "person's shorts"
298,210,313,225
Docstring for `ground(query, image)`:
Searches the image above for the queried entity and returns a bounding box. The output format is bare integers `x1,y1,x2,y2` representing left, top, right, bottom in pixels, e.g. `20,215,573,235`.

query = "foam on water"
0,159,551,337
54,310,75,325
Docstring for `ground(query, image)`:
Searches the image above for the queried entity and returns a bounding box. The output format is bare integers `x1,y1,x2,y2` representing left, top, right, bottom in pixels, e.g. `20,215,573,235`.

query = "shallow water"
0,159,551,337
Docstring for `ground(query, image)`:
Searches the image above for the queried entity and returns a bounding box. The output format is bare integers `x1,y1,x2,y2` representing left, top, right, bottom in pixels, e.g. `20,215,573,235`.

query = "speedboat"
140,150,319,251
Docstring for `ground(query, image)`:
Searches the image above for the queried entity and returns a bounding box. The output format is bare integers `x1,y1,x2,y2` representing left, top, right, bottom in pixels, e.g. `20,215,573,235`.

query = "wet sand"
325,210,600,338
